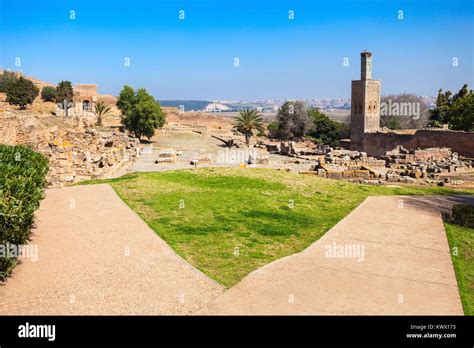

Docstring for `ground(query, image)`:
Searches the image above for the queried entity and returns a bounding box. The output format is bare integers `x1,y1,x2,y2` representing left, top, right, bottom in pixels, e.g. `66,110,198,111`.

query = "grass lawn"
445,223,474,315
82,168,473,287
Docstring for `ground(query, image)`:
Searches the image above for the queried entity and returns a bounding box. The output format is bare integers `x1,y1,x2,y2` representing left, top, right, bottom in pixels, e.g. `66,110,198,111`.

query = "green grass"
445,223,474,315
80,168,473,287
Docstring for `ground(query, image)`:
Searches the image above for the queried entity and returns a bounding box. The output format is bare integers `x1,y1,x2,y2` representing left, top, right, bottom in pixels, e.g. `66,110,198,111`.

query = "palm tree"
233,109,265,146
95,100,113,126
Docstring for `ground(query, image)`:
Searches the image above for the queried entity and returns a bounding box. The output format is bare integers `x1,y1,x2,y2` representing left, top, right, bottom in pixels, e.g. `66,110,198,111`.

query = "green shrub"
452,204,474,229
41,86,57,102
267,121,279,138
0,145,49,281
307,108,349,147
429,120,443,128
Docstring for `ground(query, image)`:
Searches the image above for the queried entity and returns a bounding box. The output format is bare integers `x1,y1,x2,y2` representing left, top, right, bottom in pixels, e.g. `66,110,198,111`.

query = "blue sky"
1,0,473,100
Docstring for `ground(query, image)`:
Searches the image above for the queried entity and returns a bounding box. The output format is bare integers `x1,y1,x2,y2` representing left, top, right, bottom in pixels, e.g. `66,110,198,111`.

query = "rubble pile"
35,128,139,187
261,140,473,186
0,112,140,187
382,146,473,185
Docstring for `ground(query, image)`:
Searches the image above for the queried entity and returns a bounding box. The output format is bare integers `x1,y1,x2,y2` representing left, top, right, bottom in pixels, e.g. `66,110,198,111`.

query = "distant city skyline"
1,0,473,100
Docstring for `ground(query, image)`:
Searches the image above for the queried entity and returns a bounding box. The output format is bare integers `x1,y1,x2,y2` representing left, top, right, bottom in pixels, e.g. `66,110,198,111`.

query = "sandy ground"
199,196,467,315
112,132,316,177
0,186,467,315
0,184,224,315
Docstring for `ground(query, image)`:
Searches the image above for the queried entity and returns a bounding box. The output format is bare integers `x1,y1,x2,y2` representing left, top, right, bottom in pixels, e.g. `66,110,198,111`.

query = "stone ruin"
36,128,139,187
148,145,270,168
310,145,473,186
156,149,178,163
382,146,471,185
256,138,473,186
347,52,474,159
0,112,139,187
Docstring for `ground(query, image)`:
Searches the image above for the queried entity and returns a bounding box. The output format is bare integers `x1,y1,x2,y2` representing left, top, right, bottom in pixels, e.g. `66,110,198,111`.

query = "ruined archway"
83,100,91,111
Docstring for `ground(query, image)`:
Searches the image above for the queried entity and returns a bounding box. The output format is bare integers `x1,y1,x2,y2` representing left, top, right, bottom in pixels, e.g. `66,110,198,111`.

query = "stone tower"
350,51,381,150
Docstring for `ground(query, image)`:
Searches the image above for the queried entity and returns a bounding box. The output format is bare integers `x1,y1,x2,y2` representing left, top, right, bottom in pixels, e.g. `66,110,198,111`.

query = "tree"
275,101,312,139
41,86,57,102
430,84,473,129
233,109,265,145
453,84,469,102
430,89,452,126
5,76,39,110
308,109,348,147
117,86,166,140
56,81,74,116
0,71,18,93
448,93,474,131
380,93,429,129
116,85,135,117
94,100,113,126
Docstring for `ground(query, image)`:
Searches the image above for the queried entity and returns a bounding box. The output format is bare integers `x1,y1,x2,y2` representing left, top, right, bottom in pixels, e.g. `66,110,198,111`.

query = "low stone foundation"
362,129,474,158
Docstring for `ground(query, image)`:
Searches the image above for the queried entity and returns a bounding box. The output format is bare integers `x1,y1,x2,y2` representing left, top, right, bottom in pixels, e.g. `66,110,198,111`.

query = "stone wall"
0,114,40,145
75,84,97,95
362,129,474,158
35,128,139,187
0,113,139,187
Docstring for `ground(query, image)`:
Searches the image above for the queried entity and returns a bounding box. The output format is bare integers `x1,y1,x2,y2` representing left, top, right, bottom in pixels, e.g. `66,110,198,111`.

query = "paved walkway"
0,186,466,315
0,184,224,315
199,196,466,315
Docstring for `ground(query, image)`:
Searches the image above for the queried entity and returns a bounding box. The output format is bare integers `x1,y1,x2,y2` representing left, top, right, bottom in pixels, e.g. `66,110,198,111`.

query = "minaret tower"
350,51,381,150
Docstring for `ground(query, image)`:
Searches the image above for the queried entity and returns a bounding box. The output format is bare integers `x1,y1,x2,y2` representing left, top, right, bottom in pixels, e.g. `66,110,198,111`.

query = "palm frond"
95,100,113,126
232,109,264,144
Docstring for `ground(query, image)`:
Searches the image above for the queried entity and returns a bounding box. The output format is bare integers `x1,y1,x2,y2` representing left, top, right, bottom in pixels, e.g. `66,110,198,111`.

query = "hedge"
0,145,49,281
452,204,474,229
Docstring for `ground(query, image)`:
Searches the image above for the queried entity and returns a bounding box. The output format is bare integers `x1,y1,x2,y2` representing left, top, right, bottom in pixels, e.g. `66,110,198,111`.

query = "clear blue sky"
1,0,473,100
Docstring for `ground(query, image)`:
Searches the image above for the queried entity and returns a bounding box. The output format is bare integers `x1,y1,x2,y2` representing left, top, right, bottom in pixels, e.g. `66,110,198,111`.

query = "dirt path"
0,184,224,315
199,196,465,315
0,187,466,315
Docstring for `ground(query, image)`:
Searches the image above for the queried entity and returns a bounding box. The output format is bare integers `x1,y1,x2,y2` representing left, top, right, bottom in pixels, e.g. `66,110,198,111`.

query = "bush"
429,120,443,128
307,109,349,147
451,204,474,229
267,121,279,138
0,145,49,281
5,76,39,110
41,86,57,102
